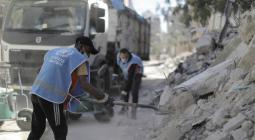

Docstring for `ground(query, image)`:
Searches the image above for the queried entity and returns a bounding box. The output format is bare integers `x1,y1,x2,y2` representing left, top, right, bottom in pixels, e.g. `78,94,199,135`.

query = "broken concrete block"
197,100,215,112
227,41,250,62
198,55,206,61
241,121,253,131
196,35,212,55
242,121,254,137
183,104,198,117
175,59,234,97
223,113,247,132
211,107,230,128
229,68,245,82
238,43,255,71
246,66,255,82
213,37,242,66
230,105,242,118
230,128,248,140
205,131,230,140
174,73,184,84
242,108,255,123
178,119,193,134
167,91,195,114
239,9,255,44
206,121,216,131
158,86,172,112
155,121,184,140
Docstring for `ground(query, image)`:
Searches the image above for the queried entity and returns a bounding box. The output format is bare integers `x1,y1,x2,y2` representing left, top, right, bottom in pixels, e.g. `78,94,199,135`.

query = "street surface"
0,60,166,140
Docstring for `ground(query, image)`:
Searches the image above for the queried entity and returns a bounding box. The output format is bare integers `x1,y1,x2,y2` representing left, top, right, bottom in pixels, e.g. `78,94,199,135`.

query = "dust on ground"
0,60,167,140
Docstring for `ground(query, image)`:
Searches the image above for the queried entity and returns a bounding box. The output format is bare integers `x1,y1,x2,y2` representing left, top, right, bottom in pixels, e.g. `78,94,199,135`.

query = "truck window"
5,1,87,33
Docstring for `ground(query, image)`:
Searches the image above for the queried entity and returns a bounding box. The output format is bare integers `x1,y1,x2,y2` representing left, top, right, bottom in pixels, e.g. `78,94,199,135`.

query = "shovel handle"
113,101,159,111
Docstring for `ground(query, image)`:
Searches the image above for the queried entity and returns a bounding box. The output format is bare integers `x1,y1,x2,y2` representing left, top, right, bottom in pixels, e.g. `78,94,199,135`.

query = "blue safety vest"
31,48,88,104
67,53,91,113
117,53,143,80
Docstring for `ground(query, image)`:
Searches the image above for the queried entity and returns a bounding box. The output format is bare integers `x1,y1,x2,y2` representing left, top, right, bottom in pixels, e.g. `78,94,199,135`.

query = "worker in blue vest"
116,48,143,119
27,36,113,140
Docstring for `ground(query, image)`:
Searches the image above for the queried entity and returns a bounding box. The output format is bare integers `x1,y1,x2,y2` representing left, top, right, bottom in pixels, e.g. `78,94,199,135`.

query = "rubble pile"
152,9,255,140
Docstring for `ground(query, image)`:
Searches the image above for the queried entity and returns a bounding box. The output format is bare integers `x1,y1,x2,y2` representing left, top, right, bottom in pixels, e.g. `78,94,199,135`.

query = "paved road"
0,60,166,140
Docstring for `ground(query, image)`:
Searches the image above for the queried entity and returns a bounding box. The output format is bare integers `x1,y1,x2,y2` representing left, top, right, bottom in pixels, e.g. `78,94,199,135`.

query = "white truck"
0,0,150,93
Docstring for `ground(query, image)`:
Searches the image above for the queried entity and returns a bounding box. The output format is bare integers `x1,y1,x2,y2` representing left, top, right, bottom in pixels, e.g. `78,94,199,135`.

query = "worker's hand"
94,93,114,107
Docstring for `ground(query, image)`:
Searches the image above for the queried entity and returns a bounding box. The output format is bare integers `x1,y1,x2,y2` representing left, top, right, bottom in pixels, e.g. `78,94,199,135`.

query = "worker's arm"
77,63,107,101
79,75,105,100
124,64,139,92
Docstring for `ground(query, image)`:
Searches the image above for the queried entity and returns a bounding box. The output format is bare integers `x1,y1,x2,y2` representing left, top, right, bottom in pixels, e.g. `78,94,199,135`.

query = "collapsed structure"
152,9,255,140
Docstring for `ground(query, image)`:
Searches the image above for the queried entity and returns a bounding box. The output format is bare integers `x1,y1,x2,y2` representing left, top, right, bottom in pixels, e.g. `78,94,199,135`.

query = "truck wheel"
16,108,32,131
0,121,4,126
67,112,82,120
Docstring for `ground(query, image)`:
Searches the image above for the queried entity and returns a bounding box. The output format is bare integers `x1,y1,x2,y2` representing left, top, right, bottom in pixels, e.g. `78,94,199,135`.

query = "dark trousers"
124,74,142,103
27,94,67,140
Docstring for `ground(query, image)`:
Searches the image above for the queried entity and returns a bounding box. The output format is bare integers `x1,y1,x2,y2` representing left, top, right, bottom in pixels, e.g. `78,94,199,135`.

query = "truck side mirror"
90,3,107,34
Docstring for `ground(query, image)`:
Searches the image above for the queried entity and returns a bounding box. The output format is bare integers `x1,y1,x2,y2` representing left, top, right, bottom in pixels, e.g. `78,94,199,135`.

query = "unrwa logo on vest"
55,49,74,58
49,49,74,66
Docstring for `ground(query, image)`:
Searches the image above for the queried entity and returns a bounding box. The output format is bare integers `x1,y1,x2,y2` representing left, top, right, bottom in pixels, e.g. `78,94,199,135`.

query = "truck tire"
67,112,82,120
16,108,32,131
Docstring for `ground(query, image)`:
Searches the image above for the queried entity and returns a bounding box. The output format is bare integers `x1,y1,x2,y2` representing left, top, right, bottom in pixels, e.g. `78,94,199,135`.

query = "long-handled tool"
113,101,159,111
74,95,159,111
66,95,160,122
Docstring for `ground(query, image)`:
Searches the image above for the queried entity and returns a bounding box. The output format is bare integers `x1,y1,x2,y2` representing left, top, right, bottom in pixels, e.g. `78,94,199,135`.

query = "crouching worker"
117,48,143,119
27,36,113,140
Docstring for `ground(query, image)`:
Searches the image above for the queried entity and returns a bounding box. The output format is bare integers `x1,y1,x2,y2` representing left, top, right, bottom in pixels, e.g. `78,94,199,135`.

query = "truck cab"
0,0,108,89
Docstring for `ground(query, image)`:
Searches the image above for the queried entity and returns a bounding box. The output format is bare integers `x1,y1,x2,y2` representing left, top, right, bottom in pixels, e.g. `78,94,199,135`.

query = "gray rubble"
152,9,255,140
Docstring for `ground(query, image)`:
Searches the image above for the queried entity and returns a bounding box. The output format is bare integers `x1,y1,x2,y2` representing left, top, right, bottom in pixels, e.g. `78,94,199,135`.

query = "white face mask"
121,58,127,64
83,52,90,58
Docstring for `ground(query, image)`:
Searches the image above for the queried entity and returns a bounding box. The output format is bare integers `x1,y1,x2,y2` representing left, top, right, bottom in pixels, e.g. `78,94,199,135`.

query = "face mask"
83,52,90,58
121,58,127,64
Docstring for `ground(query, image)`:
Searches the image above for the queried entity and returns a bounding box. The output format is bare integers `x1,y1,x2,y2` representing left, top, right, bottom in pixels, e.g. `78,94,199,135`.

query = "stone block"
230,128,248,140
205,132,229,140
223,113,246,132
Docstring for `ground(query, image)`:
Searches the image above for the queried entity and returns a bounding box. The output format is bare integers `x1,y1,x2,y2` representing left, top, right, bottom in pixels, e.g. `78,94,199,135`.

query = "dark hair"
119,48,129,54
75,36,98,54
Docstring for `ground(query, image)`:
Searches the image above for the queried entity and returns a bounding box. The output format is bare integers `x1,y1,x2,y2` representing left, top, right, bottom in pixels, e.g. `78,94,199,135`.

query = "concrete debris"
238,41,255,71
230,128,248,140
246,66,255,82
205,131,230,140
223,113,247,132
239,9,255,44
152,9,255,140
196,35,213,55
211,107,230,128
154,121,184,140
